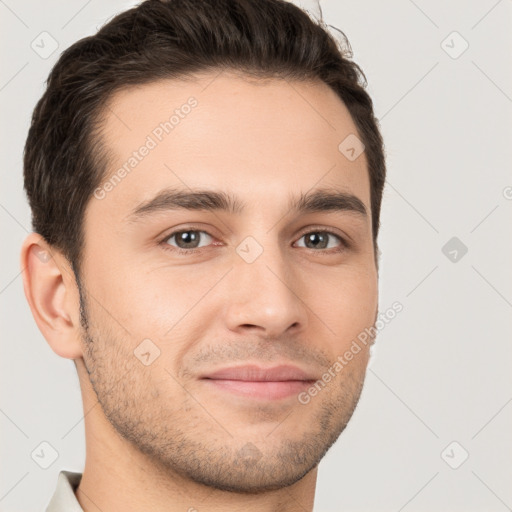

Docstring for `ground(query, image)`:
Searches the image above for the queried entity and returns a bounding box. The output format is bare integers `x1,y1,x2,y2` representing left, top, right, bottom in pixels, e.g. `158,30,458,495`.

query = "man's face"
77,71,378,492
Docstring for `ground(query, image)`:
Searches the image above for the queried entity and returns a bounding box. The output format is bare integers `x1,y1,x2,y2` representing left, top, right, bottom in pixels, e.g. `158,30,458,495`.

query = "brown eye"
163,229,214,252
295,230,347,253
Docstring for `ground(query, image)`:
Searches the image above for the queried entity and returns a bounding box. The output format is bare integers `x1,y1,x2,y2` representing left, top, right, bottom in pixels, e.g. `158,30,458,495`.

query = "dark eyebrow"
289,187,367,218
124,186,368,223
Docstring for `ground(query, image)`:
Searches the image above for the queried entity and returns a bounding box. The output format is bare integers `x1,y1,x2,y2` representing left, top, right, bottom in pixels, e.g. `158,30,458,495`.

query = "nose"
223,243,308,338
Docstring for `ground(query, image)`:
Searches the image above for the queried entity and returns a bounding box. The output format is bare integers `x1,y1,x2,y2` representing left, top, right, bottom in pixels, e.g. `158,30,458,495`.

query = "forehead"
92,70,370,221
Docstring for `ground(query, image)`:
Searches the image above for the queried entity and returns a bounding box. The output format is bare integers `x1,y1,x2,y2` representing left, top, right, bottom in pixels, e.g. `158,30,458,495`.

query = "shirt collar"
46,470,84,512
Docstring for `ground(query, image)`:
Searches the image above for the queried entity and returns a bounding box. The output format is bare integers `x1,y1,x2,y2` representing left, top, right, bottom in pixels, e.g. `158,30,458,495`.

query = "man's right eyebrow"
124,187,368,223
125,188,245,222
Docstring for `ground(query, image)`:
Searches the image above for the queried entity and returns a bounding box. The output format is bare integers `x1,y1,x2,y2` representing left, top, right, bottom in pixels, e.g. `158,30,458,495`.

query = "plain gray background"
1,1,511,511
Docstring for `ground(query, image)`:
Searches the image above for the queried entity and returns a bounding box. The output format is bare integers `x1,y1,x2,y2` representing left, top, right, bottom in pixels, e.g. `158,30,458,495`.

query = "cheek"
309,266,378,339
103,269,208,344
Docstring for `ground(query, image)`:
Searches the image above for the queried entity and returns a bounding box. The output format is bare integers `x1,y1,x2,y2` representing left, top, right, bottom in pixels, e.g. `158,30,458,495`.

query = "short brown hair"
23,0,386,279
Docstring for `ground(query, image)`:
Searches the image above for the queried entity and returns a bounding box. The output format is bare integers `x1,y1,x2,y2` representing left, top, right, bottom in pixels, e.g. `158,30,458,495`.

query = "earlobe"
20,233,83,360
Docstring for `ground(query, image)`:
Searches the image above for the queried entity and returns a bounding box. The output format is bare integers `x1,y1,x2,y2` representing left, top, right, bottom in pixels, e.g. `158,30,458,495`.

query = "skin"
21,70,379,512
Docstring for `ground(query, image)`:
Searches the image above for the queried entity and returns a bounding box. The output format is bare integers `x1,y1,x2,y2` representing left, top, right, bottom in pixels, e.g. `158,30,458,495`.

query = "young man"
20,0,386,510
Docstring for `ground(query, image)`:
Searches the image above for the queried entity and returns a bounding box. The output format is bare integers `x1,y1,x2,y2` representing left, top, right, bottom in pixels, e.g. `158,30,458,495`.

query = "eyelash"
159,227,349,256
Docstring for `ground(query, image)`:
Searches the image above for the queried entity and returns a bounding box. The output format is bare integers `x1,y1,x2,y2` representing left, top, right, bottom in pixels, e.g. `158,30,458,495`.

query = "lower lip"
201,379,314,400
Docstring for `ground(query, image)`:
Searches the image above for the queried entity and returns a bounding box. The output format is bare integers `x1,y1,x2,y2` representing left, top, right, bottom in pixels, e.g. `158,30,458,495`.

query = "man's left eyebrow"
124,186,368,223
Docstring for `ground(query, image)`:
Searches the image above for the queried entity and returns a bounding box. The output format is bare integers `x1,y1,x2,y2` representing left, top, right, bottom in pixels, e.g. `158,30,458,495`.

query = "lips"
200,364,318,400
200,364,317,382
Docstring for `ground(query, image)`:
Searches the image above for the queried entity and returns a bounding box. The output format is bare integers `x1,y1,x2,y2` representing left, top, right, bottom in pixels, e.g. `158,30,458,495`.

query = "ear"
20,232,83,359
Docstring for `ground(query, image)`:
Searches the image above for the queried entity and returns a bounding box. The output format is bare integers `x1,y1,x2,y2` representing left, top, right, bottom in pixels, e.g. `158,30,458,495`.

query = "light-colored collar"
46,470,84,512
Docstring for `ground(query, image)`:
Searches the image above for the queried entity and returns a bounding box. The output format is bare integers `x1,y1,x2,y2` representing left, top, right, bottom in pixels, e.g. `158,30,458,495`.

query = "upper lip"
200,364,318,382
